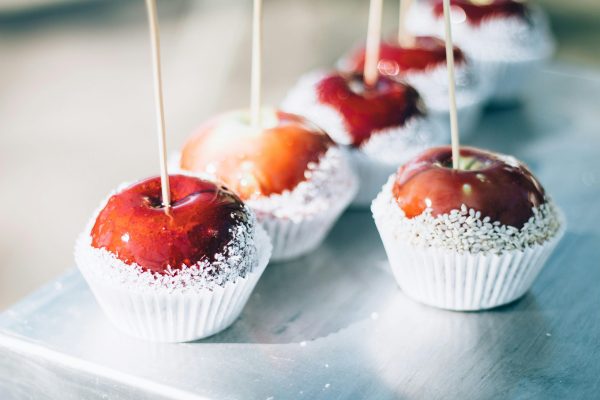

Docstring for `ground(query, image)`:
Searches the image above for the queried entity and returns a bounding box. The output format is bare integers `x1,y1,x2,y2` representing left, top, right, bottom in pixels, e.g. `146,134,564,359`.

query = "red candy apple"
392,146,545,228
316,73,424,147
91,175,249,274
180,109,333,200
431,0,528,26
344,36,465,77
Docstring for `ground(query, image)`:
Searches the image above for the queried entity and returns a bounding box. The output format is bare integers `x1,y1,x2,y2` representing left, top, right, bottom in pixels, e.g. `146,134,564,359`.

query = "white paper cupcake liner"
349,118,445,208
257,183,355,261
374,211,565,311
406,3,554,103
172,145,357,262
474,56,549,103
77,225,271,342
349,149,399,208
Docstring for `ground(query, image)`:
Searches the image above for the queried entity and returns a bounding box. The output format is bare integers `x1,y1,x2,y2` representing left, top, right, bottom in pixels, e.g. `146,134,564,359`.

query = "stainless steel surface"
1,65,599,399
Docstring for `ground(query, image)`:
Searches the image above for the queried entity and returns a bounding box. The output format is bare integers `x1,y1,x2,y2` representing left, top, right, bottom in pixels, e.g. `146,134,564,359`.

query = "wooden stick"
364,0,383,87
145,0,171,208
398,0,415,47
250,0,263,129
442,0,460,169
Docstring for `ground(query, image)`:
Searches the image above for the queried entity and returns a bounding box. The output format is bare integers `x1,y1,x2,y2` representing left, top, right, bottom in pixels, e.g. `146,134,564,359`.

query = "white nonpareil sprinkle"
281,70,354,145
246,146,358,221
454,12,554,60
174,147,357,223
359,118,442,165
74,193,265,294
406,4,554,61
336,52,485,113
281,70,441,162
372,177,562,254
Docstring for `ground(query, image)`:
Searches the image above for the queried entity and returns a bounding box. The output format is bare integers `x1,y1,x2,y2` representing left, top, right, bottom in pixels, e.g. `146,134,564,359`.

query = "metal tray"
1,65,599,399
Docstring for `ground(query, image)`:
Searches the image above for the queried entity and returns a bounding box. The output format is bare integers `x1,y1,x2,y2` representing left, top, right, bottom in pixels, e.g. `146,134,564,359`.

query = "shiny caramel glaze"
316,73,425,147
181,110,334,200
91,175,249,274
392,146,546,228
344,36,465,76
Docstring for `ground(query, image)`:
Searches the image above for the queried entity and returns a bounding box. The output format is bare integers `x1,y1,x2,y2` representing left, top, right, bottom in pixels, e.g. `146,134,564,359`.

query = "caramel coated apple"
344,36,465,77
180,110,333,200
431,0,528,26
316,73,424,147
91,175,249,274
392,146,545,228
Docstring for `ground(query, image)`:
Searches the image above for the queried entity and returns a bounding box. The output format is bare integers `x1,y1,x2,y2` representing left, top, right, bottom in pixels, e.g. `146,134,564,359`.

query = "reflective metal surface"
1,66,600,399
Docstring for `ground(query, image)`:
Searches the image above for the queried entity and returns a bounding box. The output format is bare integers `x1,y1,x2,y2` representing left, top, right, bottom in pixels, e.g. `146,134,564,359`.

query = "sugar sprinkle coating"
281,70,441,165
407,4,554,61
372,177,562,254
75,188,269,294
247,146,358,221
402,63,484,112
172,147,357,222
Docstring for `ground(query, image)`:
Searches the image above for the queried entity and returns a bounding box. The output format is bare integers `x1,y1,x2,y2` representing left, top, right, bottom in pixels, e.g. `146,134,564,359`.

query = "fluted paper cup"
374,211,565,311
76,225,271,342
256,181,356,261
349,150,399,208
474,56,549,103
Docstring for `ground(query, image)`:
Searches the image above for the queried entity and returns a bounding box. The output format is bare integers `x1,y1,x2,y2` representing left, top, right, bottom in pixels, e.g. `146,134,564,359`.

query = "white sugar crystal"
281,70,443,165
372,177,562,255
173,146,357,223
359,117,441,165
406,3,554,61
400,63,485,112
281,70,354,145
74,191,265,294
245,146,357,222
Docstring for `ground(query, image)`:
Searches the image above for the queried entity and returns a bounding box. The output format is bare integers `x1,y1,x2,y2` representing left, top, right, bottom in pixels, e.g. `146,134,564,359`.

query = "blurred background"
0,0,598,310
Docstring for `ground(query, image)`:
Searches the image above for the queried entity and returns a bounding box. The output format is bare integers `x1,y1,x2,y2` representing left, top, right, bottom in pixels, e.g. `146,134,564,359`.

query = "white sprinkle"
75,193,267,294
280,70,441,166
372,177,562,254
222,147,356,221
324,383,330,389
324,363,329,368
546,333,552,337
120,233,130,243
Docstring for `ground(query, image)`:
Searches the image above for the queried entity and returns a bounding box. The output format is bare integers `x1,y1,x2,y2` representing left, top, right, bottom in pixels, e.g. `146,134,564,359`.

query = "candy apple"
392,146,545,228
91,175,249,274
180,109,334,200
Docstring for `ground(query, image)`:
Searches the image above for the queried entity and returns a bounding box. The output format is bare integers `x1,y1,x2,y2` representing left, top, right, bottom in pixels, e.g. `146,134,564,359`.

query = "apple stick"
442,0,460,169
364,0,383,87
398,0,415,47
250,0,263,129
145,0,171,208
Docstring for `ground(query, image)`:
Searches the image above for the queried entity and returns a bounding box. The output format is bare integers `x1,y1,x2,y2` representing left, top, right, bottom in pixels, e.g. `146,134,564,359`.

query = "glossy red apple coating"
91,175,249,274
316,73,424,147
431,0,528,26
345,36,465,76
180,111,334,200
392,146,546,228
